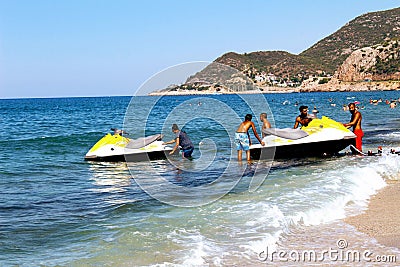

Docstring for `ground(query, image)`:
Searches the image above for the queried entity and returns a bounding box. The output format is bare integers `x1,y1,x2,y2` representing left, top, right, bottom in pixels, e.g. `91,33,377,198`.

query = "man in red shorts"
343,102,363,153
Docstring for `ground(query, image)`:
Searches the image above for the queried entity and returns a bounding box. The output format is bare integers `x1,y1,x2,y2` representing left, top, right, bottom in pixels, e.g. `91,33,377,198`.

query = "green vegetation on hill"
152,7,400,94
368,40,400,75
301,7,400,73
214,50,318,86
214,7,400,82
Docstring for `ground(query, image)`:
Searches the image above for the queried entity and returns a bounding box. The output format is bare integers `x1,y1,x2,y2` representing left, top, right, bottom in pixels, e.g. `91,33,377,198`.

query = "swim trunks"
182,147,194,158
353,129,364,151
235,132,250,151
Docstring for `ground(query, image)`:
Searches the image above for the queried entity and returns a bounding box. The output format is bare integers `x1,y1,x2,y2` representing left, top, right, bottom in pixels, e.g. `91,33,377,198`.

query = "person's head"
172,124,180,132
299,105,308,115
260,113,267,121
245,114,252,121
348,103,356,114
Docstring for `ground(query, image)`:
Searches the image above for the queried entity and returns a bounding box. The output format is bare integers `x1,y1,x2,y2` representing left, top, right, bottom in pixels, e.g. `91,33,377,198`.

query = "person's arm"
251,122,265,146
162,139,175,145
169,137,180,154
293,117,300,129
343,113,360,127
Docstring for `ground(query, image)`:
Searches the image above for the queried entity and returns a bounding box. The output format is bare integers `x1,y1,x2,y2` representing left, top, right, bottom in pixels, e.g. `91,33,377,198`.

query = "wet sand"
346,180,400,249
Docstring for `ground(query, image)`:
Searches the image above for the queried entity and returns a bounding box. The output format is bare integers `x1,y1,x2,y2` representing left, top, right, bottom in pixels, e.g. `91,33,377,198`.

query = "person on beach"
343,102,363,153
235,114,265,162
260,113,271,138
163,124,194,158
293,105,313,128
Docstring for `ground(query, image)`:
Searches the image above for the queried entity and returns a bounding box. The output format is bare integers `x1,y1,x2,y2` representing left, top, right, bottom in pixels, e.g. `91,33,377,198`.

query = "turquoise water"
1,92,400,266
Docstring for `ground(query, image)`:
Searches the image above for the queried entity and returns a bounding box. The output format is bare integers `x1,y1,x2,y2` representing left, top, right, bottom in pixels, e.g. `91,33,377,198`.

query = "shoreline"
148,81,400,96
148,88,298,96
345,180,400,249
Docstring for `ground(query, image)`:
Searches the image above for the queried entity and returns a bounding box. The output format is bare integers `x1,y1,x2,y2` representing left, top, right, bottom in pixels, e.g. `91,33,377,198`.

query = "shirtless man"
293,106,313,129
260,113,271,138
343,102,363,153
235,114,265,162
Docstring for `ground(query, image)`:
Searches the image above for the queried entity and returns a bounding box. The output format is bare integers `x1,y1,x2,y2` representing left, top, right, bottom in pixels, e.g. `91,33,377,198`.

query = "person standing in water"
163,124,194,158
235,114,264,162
260,113,271,138
343,102,363,153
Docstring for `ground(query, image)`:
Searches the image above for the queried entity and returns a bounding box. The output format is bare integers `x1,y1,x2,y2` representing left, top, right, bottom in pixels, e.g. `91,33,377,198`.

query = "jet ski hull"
84,149,171,162
250,137,355,160
250,116,357,160
84,133,173,162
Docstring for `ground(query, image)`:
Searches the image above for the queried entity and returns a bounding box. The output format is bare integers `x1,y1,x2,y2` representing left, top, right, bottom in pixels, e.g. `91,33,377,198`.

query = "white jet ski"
250,116,356,160
84,130,172,162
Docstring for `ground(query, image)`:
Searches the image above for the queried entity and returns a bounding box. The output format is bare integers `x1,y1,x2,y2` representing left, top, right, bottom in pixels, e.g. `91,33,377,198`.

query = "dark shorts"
182,147,194,158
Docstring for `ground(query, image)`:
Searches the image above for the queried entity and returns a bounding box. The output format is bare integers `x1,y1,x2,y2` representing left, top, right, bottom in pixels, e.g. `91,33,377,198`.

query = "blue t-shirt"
175,131,194,150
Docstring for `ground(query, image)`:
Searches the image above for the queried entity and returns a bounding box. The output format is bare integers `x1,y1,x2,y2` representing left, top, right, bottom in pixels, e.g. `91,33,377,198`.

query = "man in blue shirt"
163,124,194,158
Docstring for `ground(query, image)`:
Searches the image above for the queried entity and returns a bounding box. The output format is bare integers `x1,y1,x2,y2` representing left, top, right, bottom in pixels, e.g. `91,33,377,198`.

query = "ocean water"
1,91,400,266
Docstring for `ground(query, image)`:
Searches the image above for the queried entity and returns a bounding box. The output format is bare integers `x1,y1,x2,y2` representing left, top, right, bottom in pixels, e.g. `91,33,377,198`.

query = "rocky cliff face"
336,40,400,82
336,47,378,81
215,7,400,80
150,7,400,95
299,40,400,92
301,7,400,73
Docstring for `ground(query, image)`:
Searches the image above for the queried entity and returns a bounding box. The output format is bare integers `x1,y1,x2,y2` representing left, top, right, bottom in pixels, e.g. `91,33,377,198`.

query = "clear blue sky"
0,0,399,98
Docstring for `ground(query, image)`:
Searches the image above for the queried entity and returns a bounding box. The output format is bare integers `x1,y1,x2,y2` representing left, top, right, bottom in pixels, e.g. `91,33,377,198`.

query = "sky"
0,1,399,98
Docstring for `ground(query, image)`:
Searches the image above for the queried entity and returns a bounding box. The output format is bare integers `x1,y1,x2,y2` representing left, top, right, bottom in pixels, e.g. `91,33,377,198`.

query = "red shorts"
353,129,364,151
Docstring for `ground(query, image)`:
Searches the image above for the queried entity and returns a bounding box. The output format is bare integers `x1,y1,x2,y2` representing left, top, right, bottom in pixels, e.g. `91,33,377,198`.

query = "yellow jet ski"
84,130,172,162
250,116,356,160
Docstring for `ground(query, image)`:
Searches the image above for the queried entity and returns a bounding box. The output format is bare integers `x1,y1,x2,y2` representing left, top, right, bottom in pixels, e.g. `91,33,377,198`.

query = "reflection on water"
88,162,134,205
89,162,131,187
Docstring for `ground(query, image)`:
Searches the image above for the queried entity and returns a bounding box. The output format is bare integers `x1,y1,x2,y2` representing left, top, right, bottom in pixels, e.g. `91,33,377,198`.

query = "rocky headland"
150,7,400,95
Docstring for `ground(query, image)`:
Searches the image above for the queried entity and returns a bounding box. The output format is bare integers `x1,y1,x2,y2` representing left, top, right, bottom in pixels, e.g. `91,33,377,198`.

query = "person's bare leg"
246,150,251,162
237,150,242,161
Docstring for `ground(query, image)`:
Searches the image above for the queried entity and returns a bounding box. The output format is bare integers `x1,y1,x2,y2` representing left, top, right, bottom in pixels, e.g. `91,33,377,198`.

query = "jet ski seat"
125,134,163,149
262,128,309,140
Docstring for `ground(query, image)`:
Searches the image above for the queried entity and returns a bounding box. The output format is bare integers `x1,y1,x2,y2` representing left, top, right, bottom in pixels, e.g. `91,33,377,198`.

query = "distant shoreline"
148,89,298,96
148,81,400,96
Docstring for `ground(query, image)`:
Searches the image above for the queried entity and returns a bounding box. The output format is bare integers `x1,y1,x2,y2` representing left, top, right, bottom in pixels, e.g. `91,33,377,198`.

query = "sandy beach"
346,180,400,249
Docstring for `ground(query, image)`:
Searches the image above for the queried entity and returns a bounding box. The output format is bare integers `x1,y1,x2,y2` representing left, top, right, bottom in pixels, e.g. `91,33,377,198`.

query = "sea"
1,91,400,266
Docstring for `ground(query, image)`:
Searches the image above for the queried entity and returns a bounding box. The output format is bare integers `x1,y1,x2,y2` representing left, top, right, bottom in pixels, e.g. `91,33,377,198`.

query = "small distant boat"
84,131,172,162
250,116,356,159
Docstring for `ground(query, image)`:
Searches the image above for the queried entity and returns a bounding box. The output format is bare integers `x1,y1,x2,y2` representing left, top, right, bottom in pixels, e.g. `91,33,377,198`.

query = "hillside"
215,51,323,79
336,39,400,82
150,7,400,95
215,7,400,81
301,7,400,73
299,39,400,92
